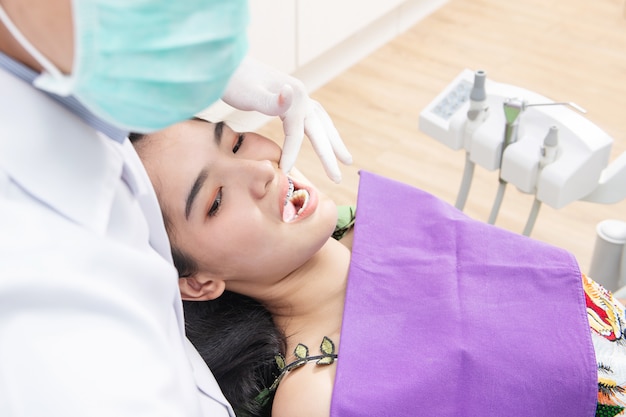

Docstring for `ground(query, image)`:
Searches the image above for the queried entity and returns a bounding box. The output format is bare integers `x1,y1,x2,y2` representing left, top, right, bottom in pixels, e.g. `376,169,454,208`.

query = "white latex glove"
221,56,352,183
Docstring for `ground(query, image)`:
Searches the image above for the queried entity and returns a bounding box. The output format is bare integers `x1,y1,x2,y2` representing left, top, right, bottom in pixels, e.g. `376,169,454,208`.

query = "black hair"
127,131,144,143
183,293,285,417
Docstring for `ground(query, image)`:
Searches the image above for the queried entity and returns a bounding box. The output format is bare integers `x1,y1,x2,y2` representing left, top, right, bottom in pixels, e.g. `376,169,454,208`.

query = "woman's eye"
232,133,244,153
208,188,222,217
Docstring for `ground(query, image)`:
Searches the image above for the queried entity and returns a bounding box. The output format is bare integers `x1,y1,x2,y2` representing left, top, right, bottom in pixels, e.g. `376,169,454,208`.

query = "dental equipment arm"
581,151,626,204
221,56,352,183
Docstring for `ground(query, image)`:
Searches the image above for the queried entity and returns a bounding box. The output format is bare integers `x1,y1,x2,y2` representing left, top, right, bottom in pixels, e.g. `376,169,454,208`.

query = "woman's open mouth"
283,177,311,222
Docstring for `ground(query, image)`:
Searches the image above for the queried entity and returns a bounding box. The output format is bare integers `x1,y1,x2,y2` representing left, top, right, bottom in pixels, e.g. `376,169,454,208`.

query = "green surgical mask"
0,0,248,133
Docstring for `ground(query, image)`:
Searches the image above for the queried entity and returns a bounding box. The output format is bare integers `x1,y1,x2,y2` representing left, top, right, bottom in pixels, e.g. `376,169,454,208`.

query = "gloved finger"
278,110,305,174
304,111,343,183
253,84,294,117
312,102,352,165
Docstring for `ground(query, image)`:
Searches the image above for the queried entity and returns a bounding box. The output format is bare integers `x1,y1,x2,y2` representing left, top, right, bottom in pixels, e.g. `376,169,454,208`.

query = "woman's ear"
178,273,226,301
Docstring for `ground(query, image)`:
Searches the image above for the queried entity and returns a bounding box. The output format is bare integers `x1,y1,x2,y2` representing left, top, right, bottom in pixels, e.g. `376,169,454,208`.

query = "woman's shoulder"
271,360,336,417
271,334,340,417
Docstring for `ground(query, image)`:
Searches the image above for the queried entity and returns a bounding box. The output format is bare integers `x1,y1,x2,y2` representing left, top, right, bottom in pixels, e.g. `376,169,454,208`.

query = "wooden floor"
257,0,626,274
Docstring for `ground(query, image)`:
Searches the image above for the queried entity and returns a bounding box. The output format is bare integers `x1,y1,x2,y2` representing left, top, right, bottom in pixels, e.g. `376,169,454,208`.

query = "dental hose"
487,179,507,224
455,153,475,210
522,198,542,236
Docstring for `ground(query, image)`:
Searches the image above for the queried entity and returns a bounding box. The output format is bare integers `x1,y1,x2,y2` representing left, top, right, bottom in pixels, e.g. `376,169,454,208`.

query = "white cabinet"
247,0,445,76
296,0,406,66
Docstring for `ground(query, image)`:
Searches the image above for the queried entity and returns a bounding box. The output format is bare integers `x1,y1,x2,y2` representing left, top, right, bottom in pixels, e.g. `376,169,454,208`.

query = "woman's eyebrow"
185,169,208,220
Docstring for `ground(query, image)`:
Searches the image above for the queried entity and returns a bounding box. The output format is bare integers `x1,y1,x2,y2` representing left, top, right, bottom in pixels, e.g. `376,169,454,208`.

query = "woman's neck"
257,237,351,348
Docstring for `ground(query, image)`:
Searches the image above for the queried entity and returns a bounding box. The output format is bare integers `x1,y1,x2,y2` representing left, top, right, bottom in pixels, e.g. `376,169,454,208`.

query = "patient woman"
131,118,626,417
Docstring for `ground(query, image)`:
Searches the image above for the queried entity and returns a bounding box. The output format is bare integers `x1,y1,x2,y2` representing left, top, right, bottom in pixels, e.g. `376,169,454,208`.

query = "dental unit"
419,69,626,290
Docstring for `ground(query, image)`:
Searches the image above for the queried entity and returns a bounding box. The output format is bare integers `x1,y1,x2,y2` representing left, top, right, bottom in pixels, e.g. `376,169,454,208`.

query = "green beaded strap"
255,336,338,408
333,205,356,240
596,403,624,417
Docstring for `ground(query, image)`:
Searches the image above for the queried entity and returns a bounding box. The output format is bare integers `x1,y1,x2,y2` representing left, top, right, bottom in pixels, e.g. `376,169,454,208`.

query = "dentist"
0,0,351,416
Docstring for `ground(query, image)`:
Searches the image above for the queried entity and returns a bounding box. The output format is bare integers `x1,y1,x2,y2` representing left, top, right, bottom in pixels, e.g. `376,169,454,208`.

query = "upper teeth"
286,178,295,201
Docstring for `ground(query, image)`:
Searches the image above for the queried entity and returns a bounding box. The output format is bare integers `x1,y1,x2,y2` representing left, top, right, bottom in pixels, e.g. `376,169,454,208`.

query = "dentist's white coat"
0,67,234,416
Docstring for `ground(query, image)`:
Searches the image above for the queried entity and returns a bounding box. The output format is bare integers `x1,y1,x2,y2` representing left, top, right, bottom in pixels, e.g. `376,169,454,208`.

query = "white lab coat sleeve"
0,169,232,417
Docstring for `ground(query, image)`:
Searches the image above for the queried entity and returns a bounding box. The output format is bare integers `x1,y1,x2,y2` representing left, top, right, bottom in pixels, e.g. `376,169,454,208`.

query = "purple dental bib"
330,171,596,417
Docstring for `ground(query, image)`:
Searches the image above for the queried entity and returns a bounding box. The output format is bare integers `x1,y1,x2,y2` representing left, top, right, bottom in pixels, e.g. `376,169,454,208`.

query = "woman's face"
138,119,338,289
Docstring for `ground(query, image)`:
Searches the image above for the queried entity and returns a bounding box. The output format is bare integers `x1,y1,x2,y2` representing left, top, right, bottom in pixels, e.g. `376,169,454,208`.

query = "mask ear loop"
0,5,66,80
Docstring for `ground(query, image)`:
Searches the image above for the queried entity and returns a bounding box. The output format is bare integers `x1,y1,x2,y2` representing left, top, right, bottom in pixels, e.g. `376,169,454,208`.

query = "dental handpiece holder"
419,69,624,210
502,98,524,156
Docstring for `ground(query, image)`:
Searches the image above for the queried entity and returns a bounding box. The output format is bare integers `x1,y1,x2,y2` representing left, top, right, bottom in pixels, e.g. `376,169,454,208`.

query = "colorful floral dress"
585,275,626,416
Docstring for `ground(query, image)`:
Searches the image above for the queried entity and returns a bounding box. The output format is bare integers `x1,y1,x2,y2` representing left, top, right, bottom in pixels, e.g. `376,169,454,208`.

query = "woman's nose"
240,159,276,199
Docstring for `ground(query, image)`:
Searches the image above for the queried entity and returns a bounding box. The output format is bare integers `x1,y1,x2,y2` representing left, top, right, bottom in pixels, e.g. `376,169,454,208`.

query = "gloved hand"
221,56,352,183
